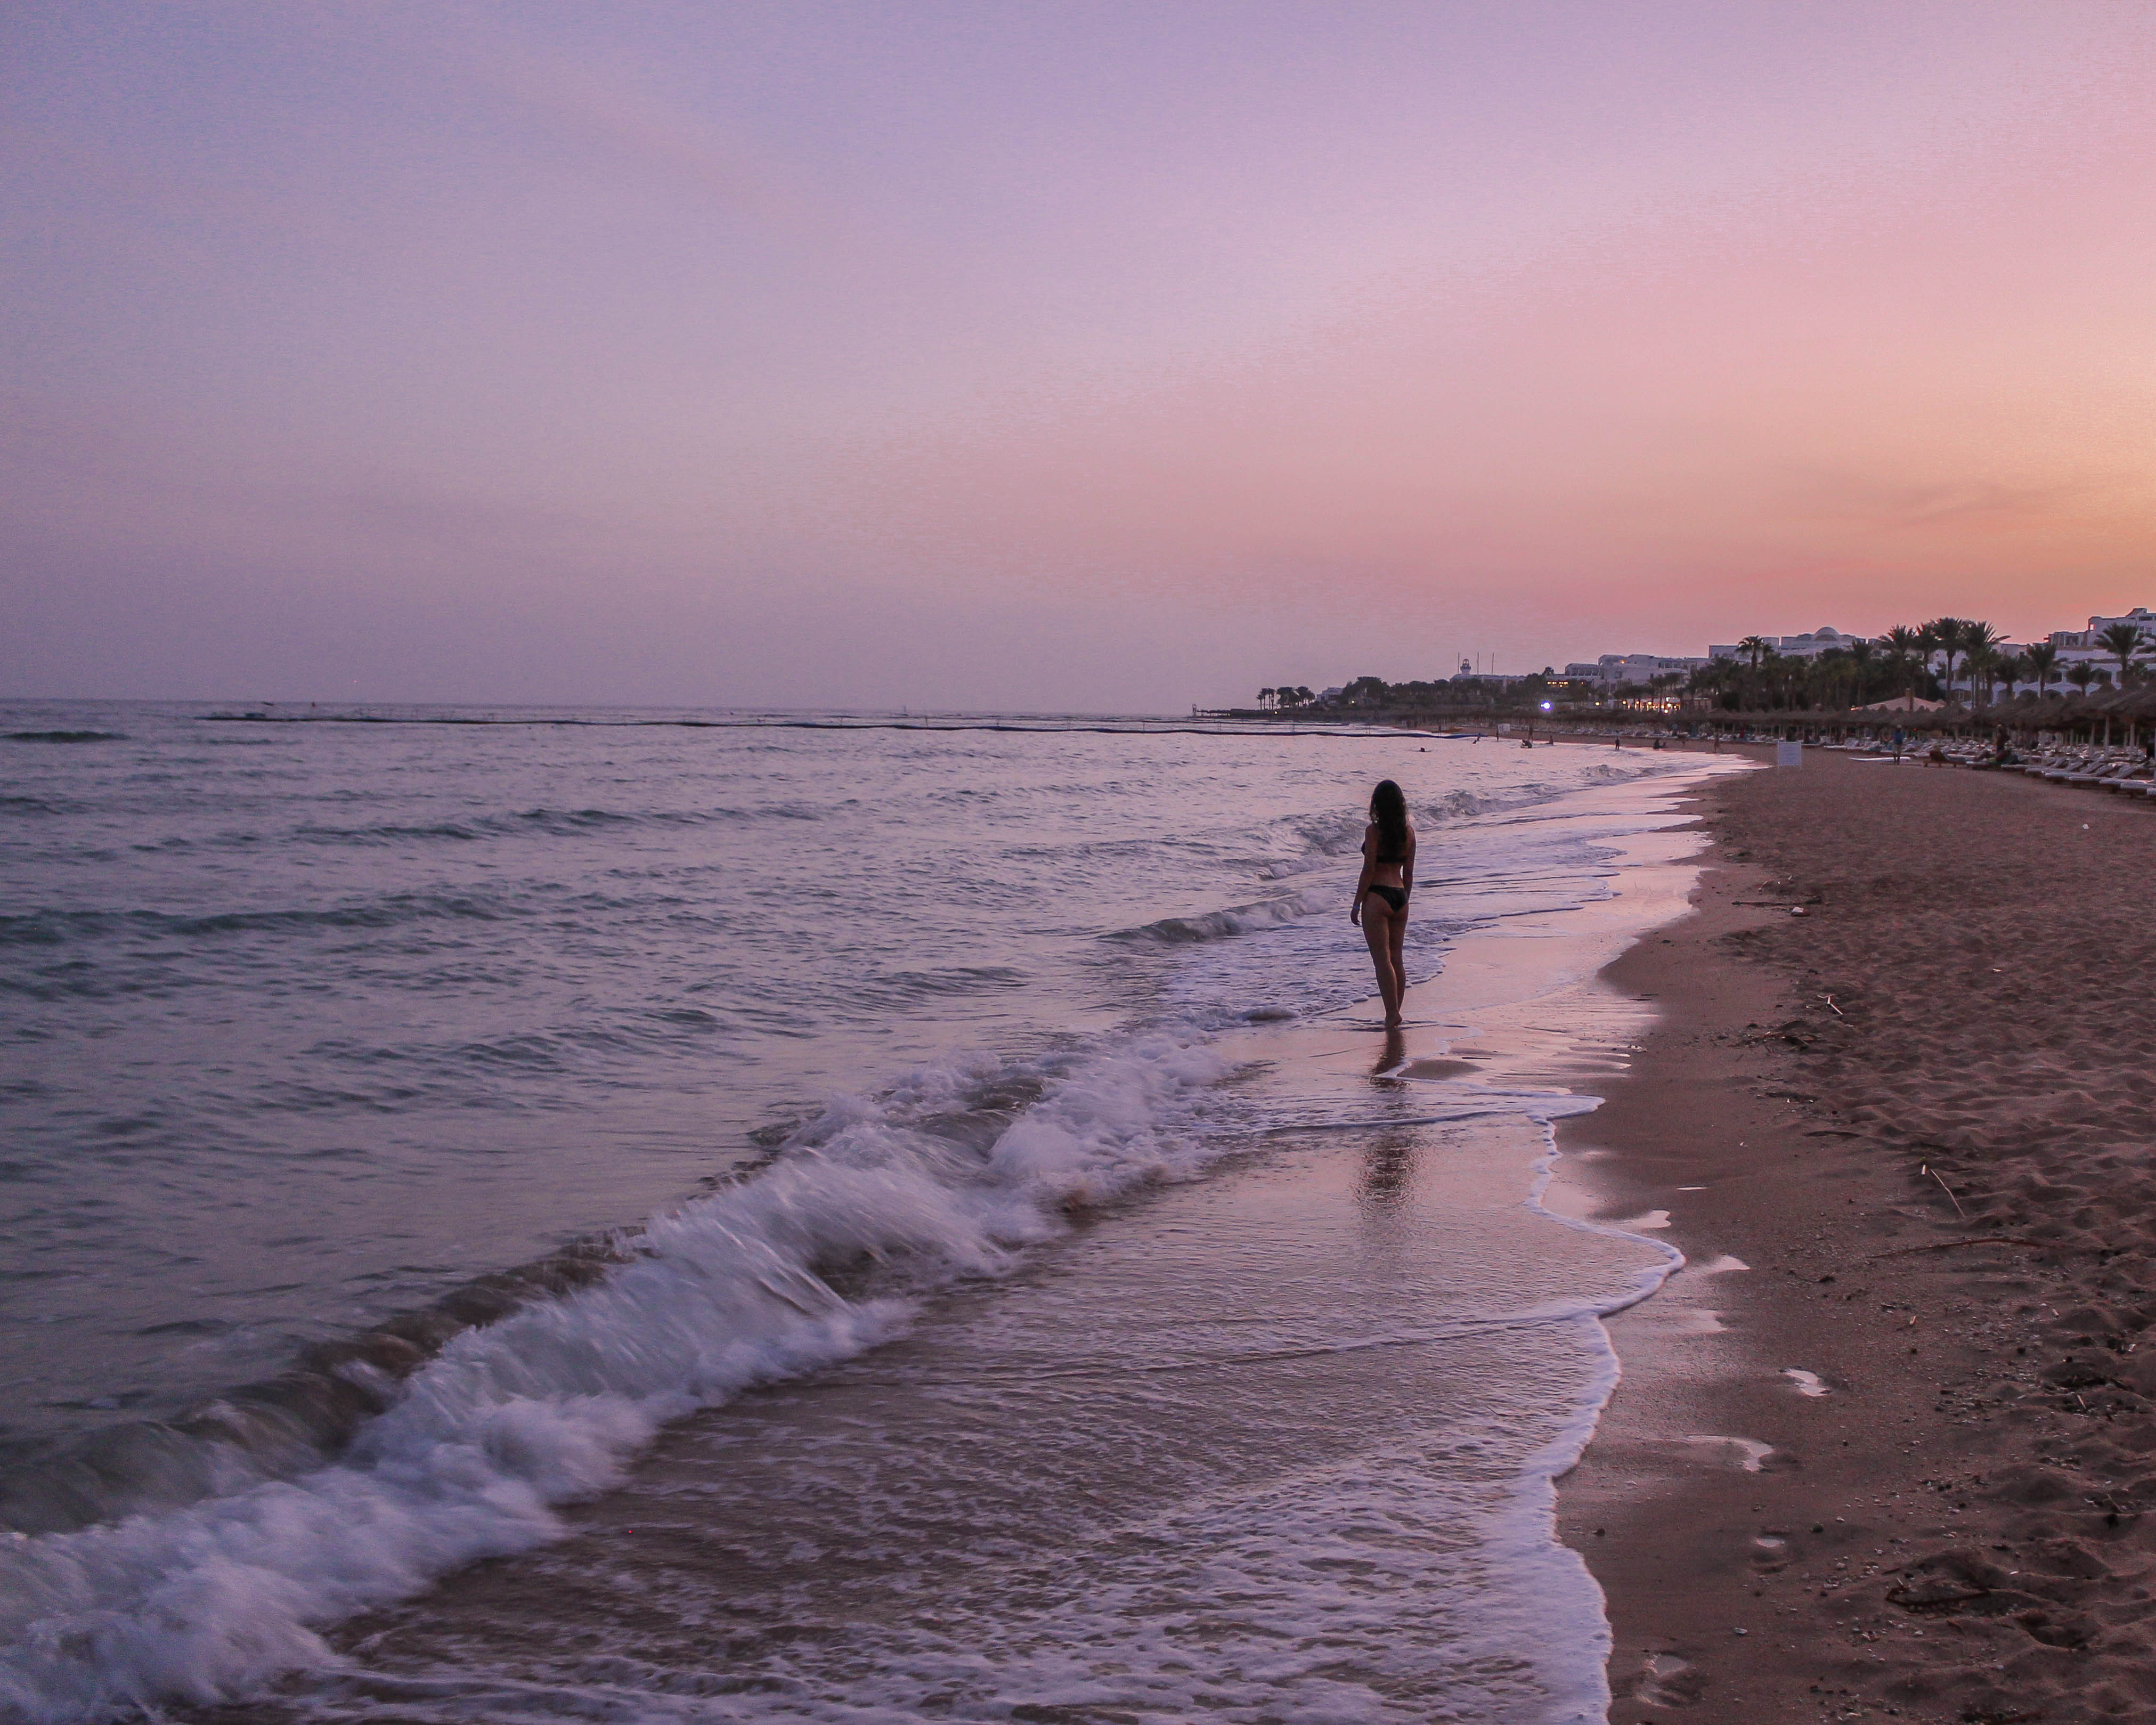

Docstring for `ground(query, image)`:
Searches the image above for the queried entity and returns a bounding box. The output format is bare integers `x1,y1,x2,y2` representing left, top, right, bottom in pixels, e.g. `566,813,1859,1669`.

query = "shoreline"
1555,751,2156,1723
147,766,1735,1724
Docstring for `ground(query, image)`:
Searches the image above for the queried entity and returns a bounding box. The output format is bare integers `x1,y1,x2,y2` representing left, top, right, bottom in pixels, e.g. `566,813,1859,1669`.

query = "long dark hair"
1370,779,1408,863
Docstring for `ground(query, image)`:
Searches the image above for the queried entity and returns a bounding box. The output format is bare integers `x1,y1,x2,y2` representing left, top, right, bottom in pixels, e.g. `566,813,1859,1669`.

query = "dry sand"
1558,747,2156,1724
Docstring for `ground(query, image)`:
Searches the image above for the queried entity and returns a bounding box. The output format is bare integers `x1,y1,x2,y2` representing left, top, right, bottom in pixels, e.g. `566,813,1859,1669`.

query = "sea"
0,701,1745,1724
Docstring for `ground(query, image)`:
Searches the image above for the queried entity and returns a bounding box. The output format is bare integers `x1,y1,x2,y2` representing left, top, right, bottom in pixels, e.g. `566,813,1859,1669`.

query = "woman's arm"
1350,826,1377,924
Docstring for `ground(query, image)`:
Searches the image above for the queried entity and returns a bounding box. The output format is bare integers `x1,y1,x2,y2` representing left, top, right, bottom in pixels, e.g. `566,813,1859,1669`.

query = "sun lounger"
2063,760,2142,787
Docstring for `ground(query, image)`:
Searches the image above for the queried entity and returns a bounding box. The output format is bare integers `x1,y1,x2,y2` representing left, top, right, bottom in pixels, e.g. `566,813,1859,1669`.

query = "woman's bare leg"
1361,900,1402,1026
1387,910,1409,1016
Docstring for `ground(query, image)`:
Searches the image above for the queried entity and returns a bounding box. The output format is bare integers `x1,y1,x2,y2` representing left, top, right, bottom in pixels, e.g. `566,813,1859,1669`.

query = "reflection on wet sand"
1357,1130,1418,1209
1359,1029,1417,1207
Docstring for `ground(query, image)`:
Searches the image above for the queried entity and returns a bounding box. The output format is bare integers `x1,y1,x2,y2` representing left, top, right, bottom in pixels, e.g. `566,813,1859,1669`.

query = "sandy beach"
1559,747,2156,1723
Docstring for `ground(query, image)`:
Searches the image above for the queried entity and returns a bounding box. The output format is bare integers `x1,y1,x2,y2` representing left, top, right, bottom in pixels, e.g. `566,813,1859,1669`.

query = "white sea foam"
0,1030,1231,1722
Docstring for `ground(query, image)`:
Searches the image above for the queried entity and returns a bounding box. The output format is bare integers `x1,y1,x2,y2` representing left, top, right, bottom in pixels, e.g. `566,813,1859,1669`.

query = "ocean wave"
0,893,519,950
1103,784,1520,945
0,965,204,1005
0,1241,631,1540
1426,786,1486,817
872,964,1029,997
1109,885,1331,945
289,803,821,847
0,1029,1232,1721
3,733,127,745
291,819,490,843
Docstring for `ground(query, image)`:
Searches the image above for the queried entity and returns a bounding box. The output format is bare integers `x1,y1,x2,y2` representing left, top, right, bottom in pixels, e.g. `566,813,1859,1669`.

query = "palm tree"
1916,620,1945,688
2067,661,2097,697
1737,634,1772,671
1809,648,1858,711
1923,616,1970,702
1768,653,1801,711
2097,621,2150,688
2024,640,2060,698
1883,625,1924,695
1964,644,2003,707
1689,662,1733,710
1961,622,2003,695
1998,653,2030,699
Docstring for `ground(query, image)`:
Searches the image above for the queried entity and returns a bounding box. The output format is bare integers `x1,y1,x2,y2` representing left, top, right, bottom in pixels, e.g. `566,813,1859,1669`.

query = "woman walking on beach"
1350,779,1415,1028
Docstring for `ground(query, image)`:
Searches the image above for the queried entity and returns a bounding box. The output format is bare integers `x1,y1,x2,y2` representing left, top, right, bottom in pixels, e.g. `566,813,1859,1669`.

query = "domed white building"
1708,627,1866,662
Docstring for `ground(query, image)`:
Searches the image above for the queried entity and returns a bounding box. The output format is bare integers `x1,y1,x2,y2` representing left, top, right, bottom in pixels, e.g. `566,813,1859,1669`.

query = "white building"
1707,626,1869,662
1566,653,1710,687
2049,607,2153,654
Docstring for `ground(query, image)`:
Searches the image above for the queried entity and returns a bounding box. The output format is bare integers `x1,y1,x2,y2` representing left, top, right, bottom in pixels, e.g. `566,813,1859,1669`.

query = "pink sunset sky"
5,1,2153,710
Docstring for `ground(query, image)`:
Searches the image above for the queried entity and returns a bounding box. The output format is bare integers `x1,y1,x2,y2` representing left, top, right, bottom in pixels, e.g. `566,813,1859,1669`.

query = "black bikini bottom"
1366,884,1408,912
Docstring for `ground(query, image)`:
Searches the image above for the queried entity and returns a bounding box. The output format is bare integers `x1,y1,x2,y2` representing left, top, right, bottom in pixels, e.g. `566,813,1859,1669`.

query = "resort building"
1564,653,1711,687
2046,608,2154,670
1706,626,1869,662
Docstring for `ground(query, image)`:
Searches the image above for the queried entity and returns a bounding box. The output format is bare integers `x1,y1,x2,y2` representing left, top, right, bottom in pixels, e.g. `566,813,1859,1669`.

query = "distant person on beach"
1350,779,1416,1028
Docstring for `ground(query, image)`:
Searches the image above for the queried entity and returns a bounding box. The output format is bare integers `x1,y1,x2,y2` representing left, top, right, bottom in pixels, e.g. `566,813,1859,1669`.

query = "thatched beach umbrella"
2097,683,2156,747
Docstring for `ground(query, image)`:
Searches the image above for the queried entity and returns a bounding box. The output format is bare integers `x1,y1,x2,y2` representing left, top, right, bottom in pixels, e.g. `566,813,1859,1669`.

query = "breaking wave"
1111,886,1331,944
0,1029,1233,1722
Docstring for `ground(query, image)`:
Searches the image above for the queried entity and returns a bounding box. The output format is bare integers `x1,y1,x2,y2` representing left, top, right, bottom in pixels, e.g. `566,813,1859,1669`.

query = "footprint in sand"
1680,1434,1775,1471
1633,1651,1707,1705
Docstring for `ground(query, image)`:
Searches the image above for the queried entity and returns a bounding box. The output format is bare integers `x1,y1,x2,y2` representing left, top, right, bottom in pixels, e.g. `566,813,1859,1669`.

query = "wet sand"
1558,750,2156,1723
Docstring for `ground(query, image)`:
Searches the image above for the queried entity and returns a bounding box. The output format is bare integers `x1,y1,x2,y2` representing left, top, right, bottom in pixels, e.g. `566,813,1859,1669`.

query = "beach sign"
1776,740,1803,768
